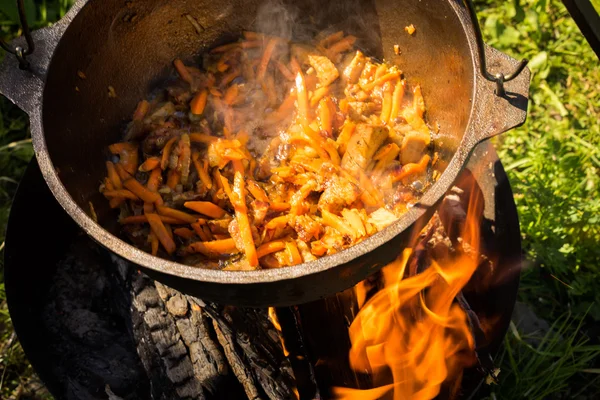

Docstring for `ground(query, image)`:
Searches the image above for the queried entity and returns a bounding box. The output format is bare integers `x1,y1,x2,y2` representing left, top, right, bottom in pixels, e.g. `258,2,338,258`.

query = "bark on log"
110,255,298,400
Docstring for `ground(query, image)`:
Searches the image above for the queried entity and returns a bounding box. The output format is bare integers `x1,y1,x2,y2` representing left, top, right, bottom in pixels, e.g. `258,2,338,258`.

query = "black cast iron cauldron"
0,0,530,307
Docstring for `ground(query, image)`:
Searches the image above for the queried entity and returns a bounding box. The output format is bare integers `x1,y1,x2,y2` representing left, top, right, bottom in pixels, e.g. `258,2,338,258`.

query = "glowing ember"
334,185,483,400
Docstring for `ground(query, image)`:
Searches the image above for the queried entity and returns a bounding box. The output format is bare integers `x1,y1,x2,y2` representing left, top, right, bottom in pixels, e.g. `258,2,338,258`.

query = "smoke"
255,0,299,41
253,0,383,56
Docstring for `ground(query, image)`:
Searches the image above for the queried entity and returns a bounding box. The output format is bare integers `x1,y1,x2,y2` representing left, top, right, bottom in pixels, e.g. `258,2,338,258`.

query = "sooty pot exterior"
0,0,529,306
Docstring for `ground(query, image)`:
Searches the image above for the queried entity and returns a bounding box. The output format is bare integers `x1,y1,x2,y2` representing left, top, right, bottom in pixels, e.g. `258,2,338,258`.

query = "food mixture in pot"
100,31,434,270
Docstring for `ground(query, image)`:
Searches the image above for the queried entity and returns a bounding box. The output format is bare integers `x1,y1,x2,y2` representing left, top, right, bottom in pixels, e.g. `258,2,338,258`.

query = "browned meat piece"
347,102,378,121
341,124,388,176
166,81,193,105
307,54,339,87
317,174,360,214
342,51,367,84
291,44,339,87
290,215,322,242
291,44,316,65
400,131,430,164
250,200,269,225
208,218,233,235
142,126,180,154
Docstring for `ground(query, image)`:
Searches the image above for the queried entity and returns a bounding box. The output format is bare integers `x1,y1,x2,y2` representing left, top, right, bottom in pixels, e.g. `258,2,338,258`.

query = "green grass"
0,0,599,398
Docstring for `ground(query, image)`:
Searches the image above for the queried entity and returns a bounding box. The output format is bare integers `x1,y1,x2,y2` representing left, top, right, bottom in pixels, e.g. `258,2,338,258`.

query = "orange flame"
268,307,290,357
334,186,483,400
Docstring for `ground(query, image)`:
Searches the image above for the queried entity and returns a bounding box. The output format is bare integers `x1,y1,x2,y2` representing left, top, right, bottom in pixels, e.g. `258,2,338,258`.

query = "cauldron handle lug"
0,0,87,115
469,45,531,145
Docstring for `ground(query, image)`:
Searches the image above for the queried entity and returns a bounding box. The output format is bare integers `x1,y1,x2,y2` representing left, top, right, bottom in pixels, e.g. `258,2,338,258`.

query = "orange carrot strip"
174,227,195,240
147,168,162,192
173,59,193,84
144,202,154,214
242,31,263,40
189,133,217,144
202,225,214,241
219,175,234,202
285,240,303,265
104,178,114,192
191,222,210,242
146,213,176,254
393,154,431,184
166,170,181,189
275,61,295,81
194,155,212,190
106,161,123,189
230,172,258,266
375,64,388,79
247,180,269,202
318,97,334,136
325,35,357,58
336,121,356,156
119,215,187,225
123,179,161,203
361,71,401,91
164,223,174,240
132,99,150,121
139,157,161,172
217,60,229,73
161,137,178,170
263,74,277,106
103,190,139,200
390,80,406,120
149,231,159,256
191,89,208,115
188,238,238,256
223,84,239,105
413,85,425,118
310,86,330,107
373,143,396,161
213,169,224,191
275,90,296,117
265,215,289,230
211,42,240,53
239,40,262,49
289,56,301,74
270,202,291,211
380,81,394,124
210,88,223,97
114,163,131,180
220,68,240,87
256,240,286,259
156,205,199,224
319,30,345,48
257,38,278,81
184,201,227,219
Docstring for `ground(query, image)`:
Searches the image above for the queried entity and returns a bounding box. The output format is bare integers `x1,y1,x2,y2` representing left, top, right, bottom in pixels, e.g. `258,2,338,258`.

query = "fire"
334,185,483,400
268,306,290,357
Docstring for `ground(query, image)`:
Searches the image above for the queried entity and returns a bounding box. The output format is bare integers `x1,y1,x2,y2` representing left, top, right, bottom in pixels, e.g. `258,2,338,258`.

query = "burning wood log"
110,255,298,400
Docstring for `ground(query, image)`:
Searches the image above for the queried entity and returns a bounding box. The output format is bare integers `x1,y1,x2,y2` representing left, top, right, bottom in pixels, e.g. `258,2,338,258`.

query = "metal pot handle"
0,0,85,114
465,0,529,97
0,0,35,69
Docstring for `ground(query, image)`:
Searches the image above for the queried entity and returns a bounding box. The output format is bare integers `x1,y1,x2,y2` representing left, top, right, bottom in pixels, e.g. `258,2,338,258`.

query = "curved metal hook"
0,0,35,69
465,0,529,96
